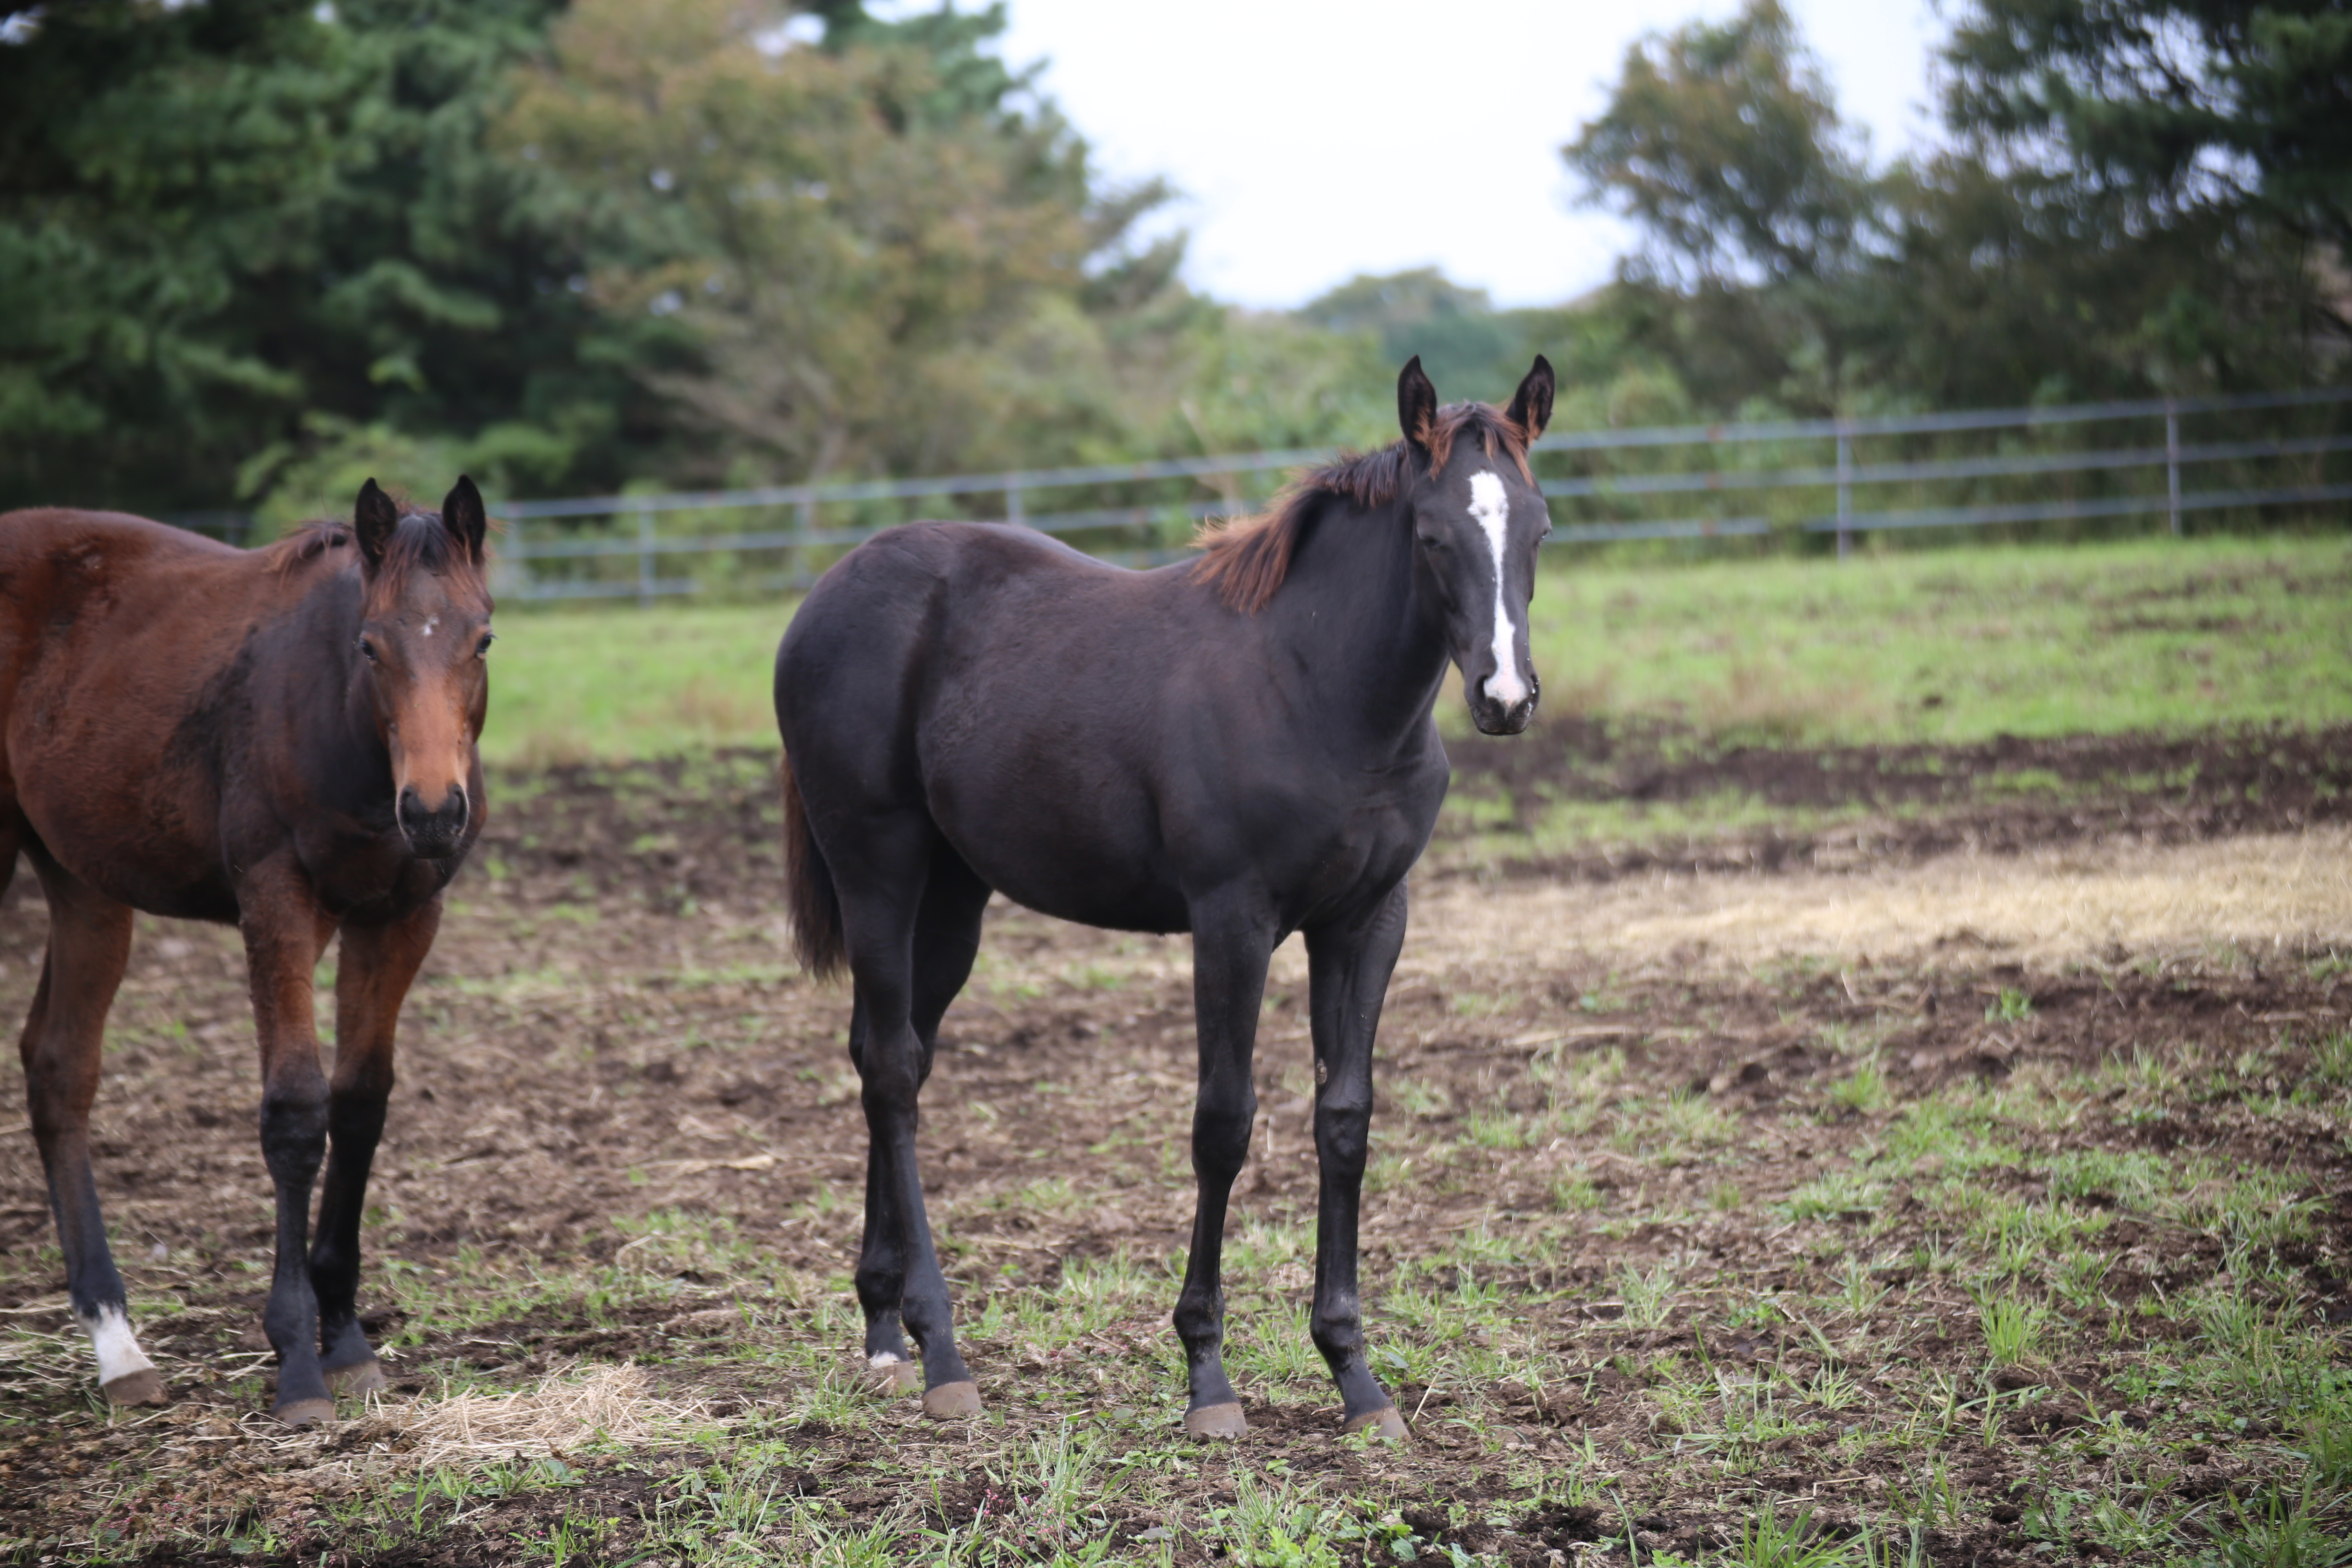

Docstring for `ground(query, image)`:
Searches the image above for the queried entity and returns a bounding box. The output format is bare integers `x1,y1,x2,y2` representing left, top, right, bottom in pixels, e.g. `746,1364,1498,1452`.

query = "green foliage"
0,0,1385,521
0,0,644,515
1298,270,1526,400
1556,0,2345,424
1943,2,2352,276
1566,0,1869,292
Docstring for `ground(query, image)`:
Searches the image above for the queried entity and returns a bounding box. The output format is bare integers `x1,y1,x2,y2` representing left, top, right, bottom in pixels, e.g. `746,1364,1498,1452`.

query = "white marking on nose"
421,615,438,637
1467,471,1529,709
78,1303,156,1388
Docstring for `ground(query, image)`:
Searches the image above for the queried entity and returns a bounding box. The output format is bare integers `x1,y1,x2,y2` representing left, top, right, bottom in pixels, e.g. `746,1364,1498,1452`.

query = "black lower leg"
879,1134,967,1388
1173,912,1272,1428
310,1091,386,1373
854,1135,911,1363
45,1137,131,1332
260,1077,331,1411
1305,887,1408,1428
1174,1092,1253,1414
1309,1116,1392,1421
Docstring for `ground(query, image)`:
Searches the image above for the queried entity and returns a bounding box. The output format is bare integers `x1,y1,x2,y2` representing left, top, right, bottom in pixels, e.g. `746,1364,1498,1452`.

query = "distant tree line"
0,0,2342,519
1347,0,2350,437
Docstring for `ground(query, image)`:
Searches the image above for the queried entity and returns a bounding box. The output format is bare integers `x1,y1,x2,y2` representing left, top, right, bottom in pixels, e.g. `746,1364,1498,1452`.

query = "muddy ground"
0,725,2347,1565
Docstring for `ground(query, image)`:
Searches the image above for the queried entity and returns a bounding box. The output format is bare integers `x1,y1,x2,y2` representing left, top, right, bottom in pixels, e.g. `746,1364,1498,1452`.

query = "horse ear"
353,479,399,570
440,475,487,564
1398,356,1439,457
1508,354,1555,440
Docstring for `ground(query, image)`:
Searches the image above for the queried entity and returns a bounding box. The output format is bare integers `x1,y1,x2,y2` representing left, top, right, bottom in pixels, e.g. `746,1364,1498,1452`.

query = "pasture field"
0,535,2347,1567
481,535,2352,766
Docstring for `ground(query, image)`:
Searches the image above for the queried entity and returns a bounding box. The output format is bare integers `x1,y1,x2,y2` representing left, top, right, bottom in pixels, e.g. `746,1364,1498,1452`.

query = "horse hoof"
274,1397,337,1429
921,1381,983,1420
1184,1401,1249,1439
1344,1406,1408,1442
102,1369,167,1407
325,1359,389,1397
870,1358,922,1396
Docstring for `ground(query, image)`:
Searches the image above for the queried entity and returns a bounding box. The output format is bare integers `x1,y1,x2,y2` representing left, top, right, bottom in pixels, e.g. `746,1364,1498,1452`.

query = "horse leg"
855,846,989,1397
236,860,339,1425
311,904,438,1399
1173,900,1276,1439
18,853,155,1404
1304,882,1410,1439
836,817,980,1418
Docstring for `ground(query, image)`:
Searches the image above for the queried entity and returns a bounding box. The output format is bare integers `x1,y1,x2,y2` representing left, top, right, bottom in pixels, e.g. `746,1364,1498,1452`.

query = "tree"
1564,0,1873,292
1942,0,2352,345
1560,0,1885,413
1297,270,1519,397
0,0,657,514
1554,0,2341,417
499,0,1212,484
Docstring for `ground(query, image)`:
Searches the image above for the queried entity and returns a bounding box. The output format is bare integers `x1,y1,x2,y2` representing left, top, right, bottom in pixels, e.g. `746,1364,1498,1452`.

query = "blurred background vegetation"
0,0,2344,522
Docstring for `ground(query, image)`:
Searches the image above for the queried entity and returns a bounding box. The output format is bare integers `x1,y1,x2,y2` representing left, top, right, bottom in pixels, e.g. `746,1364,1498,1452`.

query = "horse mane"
1192,402,1534,614
266,498,491,612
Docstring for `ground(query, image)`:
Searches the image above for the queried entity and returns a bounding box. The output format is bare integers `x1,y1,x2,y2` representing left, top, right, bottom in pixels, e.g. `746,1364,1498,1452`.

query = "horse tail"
779,752,847,979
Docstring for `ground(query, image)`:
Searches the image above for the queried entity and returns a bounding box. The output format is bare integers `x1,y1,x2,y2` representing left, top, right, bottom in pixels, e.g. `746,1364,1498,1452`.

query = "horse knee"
1190,1091,1256,1180
1314,1094,1372,1171
259,1080,330,1182
326,1085,390,1150
853,1255,904,1308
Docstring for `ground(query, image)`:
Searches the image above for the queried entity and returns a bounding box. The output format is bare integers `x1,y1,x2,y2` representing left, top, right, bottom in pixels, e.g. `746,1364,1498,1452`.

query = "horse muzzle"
1469,671,1539,736
396,783,470,859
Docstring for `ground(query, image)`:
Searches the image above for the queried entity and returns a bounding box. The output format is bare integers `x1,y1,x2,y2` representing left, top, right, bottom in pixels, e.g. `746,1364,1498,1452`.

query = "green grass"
1524,533,2352,744
487,601,786,764
483,534,2352,764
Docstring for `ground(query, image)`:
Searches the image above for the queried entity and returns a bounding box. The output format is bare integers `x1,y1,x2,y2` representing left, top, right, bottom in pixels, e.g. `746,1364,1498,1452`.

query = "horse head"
1396,355,1554,737
349,477,493,859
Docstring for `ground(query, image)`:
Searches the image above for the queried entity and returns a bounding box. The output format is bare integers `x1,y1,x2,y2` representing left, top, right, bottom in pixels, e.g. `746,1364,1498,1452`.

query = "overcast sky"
923,0,1947,310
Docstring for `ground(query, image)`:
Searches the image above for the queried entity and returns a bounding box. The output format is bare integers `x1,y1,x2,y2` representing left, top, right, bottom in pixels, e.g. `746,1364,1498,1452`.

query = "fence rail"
448,384,2352,601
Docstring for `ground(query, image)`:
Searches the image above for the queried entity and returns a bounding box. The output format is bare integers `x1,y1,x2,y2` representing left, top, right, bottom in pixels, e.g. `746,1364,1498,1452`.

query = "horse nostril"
396,783,467,843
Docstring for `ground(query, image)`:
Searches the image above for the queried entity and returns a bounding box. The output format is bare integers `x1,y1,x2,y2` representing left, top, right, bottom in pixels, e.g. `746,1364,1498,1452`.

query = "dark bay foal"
1,480,492,1424
775,358,1555,1438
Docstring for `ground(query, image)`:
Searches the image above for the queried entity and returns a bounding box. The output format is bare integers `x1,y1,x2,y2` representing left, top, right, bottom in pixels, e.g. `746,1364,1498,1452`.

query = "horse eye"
477,633,496,658
358,637,379,663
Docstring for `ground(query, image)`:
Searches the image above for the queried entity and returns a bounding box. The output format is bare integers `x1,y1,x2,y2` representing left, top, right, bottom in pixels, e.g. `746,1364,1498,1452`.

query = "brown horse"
1,479,492,1425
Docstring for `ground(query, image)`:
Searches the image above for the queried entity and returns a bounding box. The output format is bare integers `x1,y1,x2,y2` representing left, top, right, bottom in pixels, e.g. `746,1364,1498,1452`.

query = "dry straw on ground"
357,1362,715,1470
1410,825,2352,972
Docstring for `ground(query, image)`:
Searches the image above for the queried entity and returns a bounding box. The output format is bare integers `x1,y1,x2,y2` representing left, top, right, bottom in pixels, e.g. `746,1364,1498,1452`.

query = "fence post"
1007,482,1026,528
635,508,655,607
2165,400,2181,537
1835,423,1853,561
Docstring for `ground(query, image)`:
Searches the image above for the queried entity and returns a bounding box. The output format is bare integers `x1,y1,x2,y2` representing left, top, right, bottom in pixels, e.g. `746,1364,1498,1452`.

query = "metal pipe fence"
466,385,2352,603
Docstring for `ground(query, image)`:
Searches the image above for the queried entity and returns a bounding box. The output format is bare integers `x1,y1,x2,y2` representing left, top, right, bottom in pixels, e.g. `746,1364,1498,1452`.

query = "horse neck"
291,570,390,781
1259,494,1448,745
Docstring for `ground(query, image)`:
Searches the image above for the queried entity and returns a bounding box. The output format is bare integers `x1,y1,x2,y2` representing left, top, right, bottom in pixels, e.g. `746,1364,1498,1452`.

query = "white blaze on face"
1466,470,1529,709
77,1303,156,1388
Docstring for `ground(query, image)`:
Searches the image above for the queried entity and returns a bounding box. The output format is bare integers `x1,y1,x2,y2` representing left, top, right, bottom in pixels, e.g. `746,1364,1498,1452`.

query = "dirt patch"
0,743,2347,1562
1448,719,2352,880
